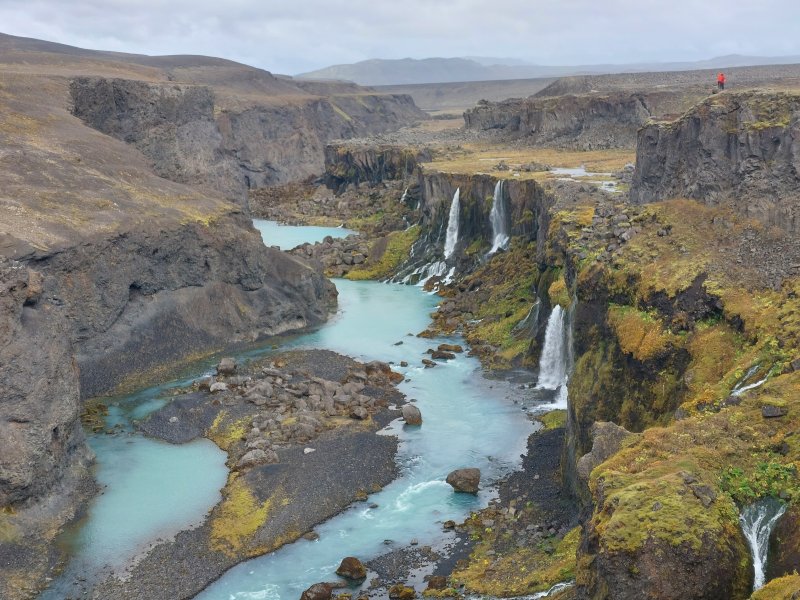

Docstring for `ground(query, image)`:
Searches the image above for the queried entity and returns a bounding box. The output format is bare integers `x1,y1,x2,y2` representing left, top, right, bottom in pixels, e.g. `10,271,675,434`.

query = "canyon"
3,30,800,600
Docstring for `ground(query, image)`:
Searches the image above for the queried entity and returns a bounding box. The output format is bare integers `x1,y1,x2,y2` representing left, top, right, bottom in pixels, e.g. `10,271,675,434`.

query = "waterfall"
537,305,568,391
489,179,510,253
740,498,787,590
400,187,408,203
443,188,460,259
732,365,769,397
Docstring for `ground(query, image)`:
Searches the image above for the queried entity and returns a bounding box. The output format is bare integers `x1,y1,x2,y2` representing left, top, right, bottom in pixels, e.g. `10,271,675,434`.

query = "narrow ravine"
43,221,539,600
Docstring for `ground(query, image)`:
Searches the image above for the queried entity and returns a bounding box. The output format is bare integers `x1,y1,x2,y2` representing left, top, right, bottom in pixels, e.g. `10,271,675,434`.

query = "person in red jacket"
717,72,726,90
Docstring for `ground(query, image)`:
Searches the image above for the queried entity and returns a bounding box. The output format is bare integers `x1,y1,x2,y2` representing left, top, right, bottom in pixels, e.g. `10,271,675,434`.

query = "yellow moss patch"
452,526,580,596
608,305,676,362
750,574,800,599
207,412,249,452
548,276,571,309
210,474,278,556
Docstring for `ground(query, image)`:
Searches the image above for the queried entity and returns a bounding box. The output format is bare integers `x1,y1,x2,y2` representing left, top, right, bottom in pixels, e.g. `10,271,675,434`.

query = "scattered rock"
421,359,436,368
691,484,717,508
430,350,456,361
209,382,228,393
402,404,422,425
437,343,463,353
446,468,480,493
335,557,367,580
301,583,333,600
217,357,237,376
443,520,456,529
236,448,278,469
350,406,369,420
388,584,416,599
763,404,789,418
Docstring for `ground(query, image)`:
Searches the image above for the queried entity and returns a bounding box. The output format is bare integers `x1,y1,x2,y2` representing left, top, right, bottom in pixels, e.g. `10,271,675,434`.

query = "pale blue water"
196,280,533,600
253,219,355,250
42,222,535,600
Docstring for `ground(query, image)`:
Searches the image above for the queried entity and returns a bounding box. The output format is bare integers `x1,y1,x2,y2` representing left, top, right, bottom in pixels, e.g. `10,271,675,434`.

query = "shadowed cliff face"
70,77,427,206
0,262,90,506
630,91,800,233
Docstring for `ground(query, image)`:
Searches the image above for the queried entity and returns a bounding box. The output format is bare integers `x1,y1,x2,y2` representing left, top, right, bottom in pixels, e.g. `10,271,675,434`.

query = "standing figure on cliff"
717,72,726,90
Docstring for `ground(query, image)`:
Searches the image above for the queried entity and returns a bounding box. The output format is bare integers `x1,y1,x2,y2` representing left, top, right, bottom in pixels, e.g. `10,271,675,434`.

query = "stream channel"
44,221,548,600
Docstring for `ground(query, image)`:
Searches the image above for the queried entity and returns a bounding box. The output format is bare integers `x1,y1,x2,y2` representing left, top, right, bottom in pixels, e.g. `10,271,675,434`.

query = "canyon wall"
630,91,800,233
463,91,694,149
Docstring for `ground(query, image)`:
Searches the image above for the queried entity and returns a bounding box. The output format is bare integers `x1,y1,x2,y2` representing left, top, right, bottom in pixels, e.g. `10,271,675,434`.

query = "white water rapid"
740,498,787,590
443,188,460,259
489,179,510,254
536,306,569,407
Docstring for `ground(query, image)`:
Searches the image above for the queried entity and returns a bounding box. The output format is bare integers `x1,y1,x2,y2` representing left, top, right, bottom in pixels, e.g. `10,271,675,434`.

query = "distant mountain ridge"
298,54,800,86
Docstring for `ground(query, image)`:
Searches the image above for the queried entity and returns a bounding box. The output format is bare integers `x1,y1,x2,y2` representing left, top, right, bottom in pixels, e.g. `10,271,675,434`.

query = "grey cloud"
0,0,798,73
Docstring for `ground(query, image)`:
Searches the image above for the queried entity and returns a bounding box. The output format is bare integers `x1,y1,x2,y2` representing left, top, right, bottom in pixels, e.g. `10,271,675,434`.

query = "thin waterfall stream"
740,498,787,590
489,180,509,254
535,306,570,408
443,188,460,259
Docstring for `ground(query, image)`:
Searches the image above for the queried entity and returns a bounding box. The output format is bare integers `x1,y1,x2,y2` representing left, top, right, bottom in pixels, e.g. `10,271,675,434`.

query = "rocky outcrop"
630,91,800,233
39,215,335,399
463,92,685,149
70,77,426,206
323,143,430,191
576,422,638,483
0,262,91,506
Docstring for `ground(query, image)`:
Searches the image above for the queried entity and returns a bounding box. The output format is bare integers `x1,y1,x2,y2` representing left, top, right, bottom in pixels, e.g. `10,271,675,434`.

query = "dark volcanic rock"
71,77,427,205
402,404,422,425
630,91,800,233
336,556,367,580
301,582,333,600
446,468,480,494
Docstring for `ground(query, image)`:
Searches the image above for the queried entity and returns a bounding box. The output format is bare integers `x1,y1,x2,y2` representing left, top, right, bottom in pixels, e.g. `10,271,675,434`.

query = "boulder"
430,350,456,361
335,556,367,580
236,448,279,469
437,343,463,353
388,584,416,599
402,404,422,425
217,357,237,376
446,468,480,494
763,404,789,418
300,583,333,600
350,406,369,420
209,382,228,393
425,576,448,591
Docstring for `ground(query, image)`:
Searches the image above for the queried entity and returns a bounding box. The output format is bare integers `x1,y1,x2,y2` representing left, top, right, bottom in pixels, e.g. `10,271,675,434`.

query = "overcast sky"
1,0,799,74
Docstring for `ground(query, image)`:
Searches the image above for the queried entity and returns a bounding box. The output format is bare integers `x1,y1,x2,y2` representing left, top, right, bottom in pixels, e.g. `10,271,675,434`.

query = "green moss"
720,462,799,505
548,276,571,309
452,526,580,596
751,574,800,599
539,409,567,430
345,225,420,281
607,305,677,362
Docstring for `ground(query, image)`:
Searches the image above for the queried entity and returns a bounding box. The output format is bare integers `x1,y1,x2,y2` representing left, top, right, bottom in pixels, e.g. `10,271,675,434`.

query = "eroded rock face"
630,91,800,233
576,422,638,483
464,92,672,150
71,77,426,206
0,262,90,506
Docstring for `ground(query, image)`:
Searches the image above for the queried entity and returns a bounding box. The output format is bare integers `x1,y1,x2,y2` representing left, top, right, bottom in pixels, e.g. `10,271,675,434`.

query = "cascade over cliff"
630,90,800,233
